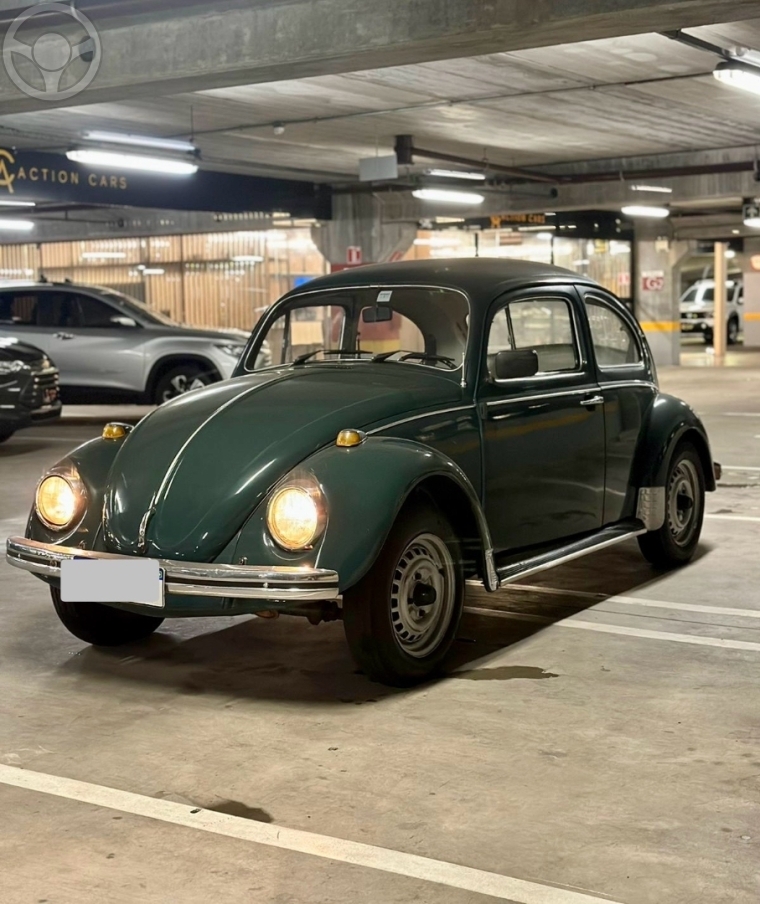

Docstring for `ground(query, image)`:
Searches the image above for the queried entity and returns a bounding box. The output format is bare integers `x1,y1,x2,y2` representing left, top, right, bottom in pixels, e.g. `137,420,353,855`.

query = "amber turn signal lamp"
102,422,130,441
336,429,365,448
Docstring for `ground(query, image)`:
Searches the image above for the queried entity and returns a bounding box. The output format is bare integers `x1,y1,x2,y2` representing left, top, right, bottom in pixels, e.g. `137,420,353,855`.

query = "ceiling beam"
0,0,757,114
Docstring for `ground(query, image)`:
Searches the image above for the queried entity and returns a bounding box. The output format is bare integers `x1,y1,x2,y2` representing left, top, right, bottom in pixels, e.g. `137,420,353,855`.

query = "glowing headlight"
35,472,85,531
267,486,321,550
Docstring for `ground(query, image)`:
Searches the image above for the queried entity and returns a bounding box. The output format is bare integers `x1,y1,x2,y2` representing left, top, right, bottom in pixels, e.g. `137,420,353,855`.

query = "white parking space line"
723,413,760,417
0,765,623,904
721,465,760,472
464,608,760,653
704,514,760,523
505,584,760,620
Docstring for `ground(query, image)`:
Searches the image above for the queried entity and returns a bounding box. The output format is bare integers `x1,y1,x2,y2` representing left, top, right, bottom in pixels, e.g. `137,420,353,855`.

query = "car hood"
0,336,47,365
103,364,461,560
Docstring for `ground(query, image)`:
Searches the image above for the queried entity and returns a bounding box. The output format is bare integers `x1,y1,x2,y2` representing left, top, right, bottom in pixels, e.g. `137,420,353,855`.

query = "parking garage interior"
1,3,760,903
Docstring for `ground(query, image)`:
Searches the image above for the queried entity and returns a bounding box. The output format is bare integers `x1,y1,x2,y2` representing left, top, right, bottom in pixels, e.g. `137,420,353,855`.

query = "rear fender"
233,436,498,592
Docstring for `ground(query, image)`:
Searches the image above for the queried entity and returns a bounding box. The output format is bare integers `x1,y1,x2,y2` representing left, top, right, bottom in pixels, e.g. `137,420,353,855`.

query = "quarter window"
487,297,579,376
585,298,642,367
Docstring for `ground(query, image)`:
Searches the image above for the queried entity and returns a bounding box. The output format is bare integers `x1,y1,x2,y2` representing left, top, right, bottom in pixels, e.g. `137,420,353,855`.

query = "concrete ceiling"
0,4,759,235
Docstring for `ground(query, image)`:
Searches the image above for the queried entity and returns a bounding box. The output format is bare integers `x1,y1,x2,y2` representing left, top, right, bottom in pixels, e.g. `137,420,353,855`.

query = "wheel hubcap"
161,373,206,402
667,459,700,547
390,533,456,659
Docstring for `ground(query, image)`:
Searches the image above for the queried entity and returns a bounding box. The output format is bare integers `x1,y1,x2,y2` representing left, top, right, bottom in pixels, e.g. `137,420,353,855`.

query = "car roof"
283,258,599,312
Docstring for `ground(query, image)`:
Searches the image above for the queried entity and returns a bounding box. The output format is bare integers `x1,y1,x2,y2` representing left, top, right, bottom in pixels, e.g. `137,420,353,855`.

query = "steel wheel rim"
161,373,206,402
667,458,700,547
389,532,456,659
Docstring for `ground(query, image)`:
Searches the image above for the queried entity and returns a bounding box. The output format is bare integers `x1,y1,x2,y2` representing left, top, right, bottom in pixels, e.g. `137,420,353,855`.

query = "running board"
494,520,647,588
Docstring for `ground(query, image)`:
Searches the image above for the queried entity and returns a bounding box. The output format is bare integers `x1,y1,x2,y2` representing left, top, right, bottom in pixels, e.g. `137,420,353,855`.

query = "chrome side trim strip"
485,387,594,407
366,405,476,435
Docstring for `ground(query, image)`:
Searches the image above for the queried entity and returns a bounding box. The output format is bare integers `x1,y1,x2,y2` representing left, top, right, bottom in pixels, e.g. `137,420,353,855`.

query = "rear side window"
585,297,642,367
0,291,38,325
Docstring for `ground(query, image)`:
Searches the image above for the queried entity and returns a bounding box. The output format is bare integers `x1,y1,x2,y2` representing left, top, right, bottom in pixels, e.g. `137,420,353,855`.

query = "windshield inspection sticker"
376,290,393,303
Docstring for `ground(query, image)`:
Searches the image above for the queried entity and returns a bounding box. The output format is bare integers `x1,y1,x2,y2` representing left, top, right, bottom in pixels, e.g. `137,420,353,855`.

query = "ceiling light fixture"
231,255,264,263
66,149,198,175
713,60,760,96
141,268,165,275
631,184,673,194
426,168,486,181
81,130,198,154
621,205,670,219
0,218,34,231
81,251,126,259
0,199,35,207
413,188,485,205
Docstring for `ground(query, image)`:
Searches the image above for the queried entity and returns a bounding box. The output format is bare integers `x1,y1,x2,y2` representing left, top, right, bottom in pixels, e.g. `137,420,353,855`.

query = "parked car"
0,337,61,442
0,280,268,404
6,260,717,686
680,278,743,345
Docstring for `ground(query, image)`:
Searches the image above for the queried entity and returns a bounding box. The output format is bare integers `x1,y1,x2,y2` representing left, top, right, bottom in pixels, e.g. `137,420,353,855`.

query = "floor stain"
453,666,559,682
207,799,274,823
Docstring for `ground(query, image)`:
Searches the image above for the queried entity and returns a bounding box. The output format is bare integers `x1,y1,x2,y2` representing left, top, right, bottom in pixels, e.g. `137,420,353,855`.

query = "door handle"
54,332,75,340
580,394,604,408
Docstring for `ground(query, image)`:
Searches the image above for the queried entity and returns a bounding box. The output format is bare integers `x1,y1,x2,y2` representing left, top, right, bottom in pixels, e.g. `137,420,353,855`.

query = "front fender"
631,393,716,492
233,437,497,593
26,435,124,549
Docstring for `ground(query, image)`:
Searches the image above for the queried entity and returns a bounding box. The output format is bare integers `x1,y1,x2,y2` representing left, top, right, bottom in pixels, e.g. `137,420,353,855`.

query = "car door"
479,287,606,552
581,291,657,524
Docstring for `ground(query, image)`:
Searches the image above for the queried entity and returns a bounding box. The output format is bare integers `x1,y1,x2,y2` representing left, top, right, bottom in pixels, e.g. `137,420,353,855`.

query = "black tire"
703,329,713,346
727,316,740,346
152,362,216,405
343,502,464,686
638,442,705,568
0,430,14,444
51,587,164,646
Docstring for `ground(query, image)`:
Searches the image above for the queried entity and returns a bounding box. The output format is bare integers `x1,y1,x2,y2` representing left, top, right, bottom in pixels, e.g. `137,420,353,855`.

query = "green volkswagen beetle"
7,260,718,686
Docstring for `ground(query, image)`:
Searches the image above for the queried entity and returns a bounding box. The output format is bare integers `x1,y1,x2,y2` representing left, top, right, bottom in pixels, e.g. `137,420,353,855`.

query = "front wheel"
153,363,216,404
342,502,464,686
51,588,164,646
638,442,705,568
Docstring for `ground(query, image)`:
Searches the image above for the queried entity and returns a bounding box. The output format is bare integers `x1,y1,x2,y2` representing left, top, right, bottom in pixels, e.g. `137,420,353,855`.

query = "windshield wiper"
372,350,457,370
292,347,374,366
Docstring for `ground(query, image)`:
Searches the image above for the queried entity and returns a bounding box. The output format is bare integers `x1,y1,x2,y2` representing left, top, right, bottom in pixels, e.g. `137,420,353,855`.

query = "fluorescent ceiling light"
621,205,670,219
631,184,673,194
744,216,760,228
714,60,760,96
82,130,197,154
231,255,264,263
0,218,34,231
725,249,737,259
413,235,461,247
536,232,554,241
426,168,486,181
413,188,485,205
81,251,126,259
0,199,35,207
141,268,165,275
66,149,198,175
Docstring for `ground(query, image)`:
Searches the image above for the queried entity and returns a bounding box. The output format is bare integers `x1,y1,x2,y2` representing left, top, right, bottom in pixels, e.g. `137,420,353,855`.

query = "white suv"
680,279,743,345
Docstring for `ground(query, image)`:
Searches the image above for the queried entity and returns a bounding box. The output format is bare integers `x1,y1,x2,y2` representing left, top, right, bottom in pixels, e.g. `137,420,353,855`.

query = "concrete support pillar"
312,194,415,269
741,238,760,348
713,242,728,363
634,224,687,367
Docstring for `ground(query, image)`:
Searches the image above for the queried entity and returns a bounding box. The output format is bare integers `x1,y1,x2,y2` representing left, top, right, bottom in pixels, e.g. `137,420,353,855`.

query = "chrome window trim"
243,283,472,387
485,387,594,407
487,293,586,384
583,292,645,371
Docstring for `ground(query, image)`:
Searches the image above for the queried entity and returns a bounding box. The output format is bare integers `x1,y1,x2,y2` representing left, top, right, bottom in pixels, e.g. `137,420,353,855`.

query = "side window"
585,297,642,368
487,297,579,377
75,295,122,328
0,291,39,326
36,293,80,328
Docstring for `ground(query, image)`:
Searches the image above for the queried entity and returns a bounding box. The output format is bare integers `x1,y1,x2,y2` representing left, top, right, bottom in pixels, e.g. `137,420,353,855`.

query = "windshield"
245,286,470,372
96,287,179,326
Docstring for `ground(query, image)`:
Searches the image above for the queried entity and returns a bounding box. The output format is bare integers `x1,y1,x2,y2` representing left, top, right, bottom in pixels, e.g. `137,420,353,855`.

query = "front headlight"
215,343,246,359
267,485,322,551
35,469,86,531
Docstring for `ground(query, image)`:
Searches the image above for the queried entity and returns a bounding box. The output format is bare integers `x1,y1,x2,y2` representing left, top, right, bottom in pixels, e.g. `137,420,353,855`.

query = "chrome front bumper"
6,537,340,602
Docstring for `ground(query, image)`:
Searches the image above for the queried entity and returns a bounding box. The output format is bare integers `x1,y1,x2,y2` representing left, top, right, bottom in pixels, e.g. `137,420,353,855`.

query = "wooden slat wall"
0,230,328,330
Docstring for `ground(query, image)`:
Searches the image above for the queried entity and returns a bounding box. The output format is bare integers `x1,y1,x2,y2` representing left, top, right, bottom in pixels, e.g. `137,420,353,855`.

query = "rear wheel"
343,502,464,686
638,442,705,568
153,363,216,404
51,587,164,646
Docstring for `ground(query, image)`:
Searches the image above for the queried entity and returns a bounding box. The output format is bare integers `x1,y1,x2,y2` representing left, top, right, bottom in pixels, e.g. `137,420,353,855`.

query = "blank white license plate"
61,559,165,608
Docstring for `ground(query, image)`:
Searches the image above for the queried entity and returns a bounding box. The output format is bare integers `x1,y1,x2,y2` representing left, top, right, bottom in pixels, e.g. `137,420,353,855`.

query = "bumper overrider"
6,537,340,602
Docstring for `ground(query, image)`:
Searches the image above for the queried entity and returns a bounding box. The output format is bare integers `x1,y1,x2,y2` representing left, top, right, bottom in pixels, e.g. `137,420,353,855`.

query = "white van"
680,279,743,345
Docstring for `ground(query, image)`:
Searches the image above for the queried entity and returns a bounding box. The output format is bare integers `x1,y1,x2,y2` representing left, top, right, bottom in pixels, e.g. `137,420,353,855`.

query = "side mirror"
491,349,539,381
362,305,393,323
111,315,138,328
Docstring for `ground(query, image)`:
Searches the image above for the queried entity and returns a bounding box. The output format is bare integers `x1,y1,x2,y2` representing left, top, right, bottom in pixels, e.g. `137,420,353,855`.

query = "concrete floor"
1,365,759,904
